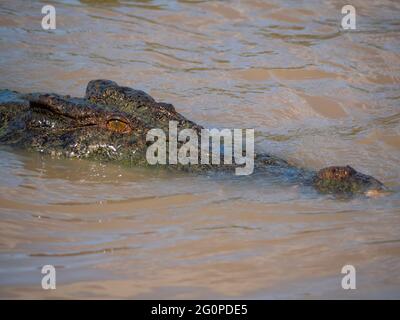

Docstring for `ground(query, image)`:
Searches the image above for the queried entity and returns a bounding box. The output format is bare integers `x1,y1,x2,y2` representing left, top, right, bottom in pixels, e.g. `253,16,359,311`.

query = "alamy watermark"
341,5,356,30
41,5,56,30
146,121,254,175
41,264,56,290
341,264,356,290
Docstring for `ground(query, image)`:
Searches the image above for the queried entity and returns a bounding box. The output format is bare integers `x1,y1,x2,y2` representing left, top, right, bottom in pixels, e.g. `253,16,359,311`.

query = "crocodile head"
313,165,386,196
0,80,199,164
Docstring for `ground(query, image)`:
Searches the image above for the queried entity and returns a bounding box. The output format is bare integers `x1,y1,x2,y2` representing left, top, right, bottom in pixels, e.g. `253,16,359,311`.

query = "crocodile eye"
106,119,131,133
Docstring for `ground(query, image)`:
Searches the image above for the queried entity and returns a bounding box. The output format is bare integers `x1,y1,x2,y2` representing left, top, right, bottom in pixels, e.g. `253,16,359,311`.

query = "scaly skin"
0,80,386,196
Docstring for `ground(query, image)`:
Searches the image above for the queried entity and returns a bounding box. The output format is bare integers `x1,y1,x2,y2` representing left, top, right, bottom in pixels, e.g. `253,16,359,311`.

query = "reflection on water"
0,0,399,298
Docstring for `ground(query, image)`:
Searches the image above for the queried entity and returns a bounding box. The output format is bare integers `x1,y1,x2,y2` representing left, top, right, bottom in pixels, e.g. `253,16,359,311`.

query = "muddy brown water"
0,0,399,299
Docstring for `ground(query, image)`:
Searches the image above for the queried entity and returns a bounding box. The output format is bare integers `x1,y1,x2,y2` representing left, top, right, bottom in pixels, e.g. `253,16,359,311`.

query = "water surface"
0,0,399,298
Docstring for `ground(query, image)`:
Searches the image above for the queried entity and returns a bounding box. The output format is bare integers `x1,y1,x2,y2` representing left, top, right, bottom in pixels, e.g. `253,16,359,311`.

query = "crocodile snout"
314,165,386,196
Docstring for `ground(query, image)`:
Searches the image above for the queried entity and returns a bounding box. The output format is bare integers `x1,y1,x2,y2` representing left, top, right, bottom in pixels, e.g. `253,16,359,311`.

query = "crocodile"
0,79,386,196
